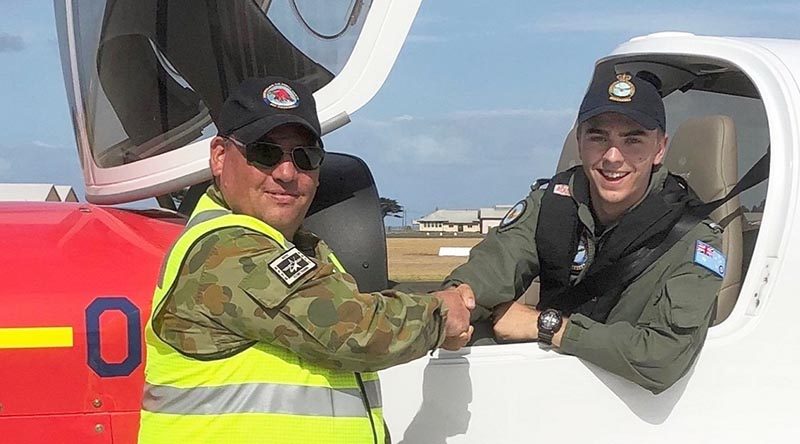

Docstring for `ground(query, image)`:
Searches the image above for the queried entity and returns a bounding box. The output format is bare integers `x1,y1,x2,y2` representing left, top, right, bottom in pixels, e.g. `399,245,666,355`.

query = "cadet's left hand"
491,301,538,342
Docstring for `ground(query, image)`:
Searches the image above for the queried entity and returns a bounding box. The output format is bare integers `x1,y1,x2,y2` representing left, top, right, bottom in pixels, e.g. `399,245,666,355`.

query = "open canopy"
54,0,421,204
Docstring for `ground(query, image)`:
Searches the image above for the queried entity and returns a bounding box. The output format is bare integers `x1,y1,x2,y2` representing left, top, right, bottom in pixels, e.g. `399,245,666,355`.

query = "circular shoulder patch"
263,83,300,109
500,200,527,228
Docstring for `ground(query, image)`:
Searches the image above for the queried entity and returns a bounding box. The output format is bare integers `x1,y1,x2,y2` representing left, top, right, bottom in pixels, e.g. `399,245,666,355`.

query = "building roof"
416,209,479,224
479,205,512,219
55,185,79,202
0,184,60,202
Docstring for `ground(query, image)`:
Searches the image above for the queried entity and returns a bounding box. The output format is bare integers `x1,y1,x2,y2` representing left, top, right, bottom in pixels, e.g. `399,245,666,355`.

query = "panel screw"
92,399,103,408
362,262,369,269
95,424,105,433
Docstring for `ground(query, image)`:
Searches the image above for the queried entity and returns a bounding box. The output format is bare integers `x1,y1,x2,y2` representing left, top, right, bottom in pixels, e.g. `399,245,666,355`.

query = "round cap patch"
263,83,300,109
500,200,527,228
608,73,636,103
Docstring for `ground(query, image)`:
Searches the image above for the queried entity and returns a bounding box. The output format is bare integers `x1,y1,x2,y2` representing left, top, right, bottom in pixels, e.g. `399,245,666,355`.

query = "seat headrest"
664,115,738,202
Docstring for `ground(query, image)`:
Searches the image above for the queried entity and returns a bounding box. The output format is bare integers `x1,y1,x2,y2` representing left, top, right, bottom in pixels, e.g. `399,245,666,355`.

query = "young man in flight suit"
139,77,474,444
442,71,726,394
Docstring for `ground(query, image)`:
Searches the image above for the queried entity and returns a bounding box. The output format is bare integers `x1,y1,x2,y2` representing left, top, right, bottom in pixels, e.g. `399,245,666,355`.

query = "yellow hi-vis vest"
138,195,385,444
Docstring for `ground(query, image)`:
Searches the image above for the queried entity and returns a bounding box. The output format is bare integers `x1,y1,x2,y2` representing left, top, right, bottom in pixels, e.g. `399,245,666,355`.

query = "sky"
2,1,800,224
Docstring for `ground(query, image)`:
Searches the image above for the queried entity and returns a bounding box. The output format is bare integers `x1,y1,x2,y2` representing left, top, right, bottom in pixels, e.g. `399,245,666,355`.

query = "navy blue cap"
217,77,323,147
578,71,665,131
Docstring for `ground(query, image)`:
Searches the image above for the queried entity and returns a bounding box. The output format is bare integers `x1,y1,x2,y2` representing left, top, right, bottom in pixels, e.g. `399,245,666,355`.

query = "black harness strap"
570,150,770,322
535,169,583,309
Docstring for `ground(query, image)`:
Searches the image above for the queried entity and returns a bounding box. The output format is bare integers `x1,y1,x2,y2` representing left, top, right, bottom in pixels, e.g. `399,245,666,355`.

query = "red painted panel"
110,411,141,444
0,413,113,444
100,310,131,364
0,203,183,424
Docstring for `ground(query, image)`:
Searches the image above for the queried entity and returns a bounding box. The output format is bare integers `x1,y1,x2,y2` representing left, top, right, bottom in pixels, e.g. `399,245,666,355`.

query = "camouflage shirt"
152,186,447,372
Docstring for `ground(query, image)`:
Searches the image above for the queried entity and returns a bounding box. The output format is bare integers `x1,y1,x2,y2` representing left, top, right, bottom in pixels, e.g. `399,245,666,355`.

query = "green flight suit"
445,167,724,394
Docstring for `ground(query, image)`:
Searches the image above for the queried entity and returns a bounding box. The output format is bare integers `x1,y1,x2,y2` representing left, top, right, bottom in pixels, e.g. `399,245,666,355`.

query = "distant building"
478,205,512,234
414,209,480,233
55,185,79,202
415,205,513,234
0,184,79,202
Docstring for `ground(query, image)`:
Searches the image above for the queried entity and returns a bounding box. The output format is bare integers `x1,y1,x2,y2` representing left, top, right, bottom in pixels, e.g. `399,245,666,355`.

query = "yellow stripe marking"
0,327,74,349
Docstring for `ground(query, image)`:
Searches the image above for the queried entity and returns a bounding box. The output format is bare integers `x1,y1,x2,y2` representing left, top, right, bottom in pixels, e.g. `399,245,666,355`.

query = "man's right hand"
441,325,474,351
434,283,476,339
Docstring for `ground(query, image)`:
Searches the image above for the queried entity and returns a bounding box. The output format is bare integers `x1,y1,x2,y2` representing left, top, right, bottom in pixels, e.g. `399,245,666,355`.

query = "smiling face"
210,124,320,239
577,112,667,224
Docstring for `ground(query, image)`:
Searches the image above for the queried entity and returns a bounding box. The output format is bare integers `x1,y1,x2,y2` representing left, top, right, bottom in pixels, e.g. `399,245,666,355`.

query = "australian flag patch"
693,240,726,278
269,247,317,286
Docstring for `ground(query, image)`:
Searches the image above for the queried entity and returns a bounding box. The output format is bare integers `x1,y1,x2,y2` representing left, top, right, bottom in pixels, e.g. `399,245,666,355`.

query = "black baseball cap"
577,70,665,131
216,76,323,147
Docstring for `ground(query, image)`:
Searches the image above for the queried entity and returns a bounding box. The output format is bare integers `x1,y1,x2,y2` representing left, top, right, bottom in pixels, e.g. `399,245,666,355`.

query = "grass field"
387,237,483,281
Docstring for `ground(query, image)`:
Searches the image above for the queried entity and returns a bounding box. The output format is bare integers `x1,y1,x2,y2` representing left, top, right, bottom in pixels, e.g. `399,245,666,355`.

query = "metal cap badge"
577,69,666,131
608,73,636,102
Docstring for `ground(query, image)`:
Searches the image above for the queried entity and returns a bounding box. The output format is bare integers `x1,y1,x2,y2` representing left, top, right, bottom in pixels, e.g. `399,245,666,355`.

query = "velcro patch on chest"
269,247,317,287
693,240,726,278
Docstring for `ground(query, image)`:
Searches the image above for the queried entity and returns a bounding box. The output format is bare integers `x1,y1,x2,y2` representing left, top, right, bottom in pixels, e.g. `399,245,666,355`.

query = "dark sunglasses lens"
246,142,283,168
292,147,325,170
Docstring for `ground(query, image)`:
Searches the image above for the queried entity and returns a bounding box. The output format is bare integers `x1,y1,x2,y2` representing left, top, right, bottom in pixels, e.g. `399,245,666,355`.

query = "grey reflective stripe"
361,378,382,410
143,382,381,417
184,209,230,230
156,209,230,287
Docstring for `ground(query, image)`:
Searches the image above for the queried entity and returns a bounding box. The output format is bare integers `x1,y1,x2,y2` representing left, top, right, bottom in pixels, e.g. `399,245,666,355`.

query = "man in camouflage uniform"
139,77,474,444
443,71,725,394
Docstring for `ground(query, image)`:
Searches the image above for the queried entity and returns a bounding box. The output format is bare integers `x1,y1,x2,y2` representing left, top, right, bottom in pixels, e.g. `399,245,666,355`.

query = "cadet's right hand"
434,284,476,338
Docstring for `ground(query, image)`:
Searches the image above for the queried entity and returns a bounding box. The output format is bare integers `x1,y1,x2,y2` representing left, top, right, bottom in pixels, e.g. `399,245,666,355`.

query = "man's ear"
653,133,668,166
210,136,227,177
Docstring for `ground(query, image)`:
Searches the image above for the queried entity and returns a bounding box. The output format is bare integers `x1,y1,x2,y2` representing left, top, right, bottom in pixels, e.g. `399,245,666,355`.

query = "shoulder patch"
693,240,726,278
500,200,527,228
269,247,317,286
553,184,571,197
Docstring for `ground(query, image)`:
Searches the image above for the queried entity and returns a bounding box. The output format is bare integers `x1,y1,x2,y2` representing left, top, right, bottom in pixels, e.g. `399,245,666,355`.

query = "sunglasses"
227,138,325,171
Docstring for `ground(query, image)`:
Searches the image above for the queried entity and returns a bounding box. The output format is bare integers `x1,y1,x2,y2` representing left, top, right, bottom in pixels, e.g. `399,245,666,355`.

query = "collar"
206,183,230,210
569,165,669,233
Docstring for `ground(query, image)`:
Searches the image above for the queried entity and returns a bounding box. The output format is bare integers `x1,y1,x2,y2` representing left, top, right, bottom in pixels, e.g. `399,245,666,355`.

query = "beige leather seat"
523,116,742,324
664,115,742,324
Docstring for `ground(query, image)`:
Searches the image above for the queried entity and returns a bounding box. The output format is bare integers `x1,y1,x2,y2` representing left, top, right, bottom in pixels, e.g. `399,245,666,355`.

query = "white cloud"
448,108,576,120
342,107,576,167
0,32,24,52
406,34,449,44
325,107,575,211
32,140,68,149
523,11,776,37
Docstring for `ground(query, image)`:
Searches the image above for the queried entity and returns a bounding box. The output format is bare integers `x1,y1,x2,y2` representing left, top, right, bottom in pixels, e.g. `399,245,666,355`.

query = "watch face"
541,312,559,329
539,310,562,332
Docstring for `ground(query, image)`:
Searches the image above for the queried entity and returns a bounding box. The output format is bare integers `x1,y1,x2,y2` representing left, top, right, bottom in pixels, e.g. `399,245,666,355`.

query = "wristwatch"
537,309,563,345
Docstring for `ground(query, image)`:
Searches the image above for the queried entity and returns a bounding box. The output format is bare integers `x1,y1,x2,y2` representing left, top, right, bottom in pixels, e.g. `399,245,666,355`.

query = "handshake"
433,284,476,351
